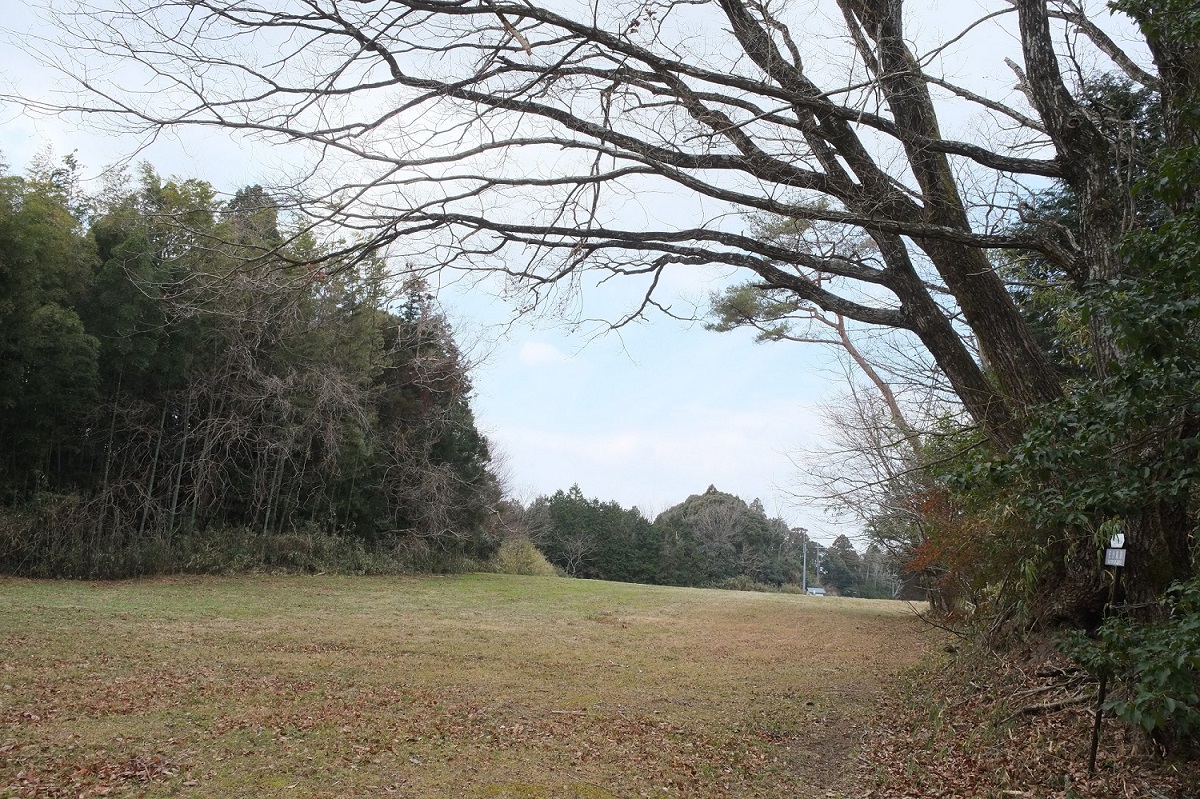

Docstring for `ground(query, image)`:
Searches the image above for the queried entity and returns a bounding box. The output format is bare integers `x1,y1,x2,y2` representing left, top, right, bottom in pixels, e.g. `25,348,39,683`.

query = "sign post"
799,527,808,593
1089,532,1126,773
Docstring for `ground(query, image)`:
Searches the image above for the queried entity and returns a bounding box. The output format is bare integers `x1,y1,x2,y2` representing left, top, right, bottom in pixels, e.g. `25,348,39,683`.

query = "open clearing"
0,574,929,798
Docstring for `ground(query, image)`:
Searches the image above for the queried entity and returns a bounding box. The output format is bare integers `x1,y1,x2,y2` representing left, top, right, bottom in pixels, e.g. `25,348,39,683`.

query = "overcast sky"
444,279,841,527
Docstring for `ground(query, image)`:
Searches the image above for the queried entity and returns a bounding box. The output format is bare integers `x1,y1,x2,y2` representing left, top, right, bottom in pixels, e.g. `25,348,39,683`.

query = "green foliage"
705,208,875,344
0,159,501,577
820,534,862,595
529,485,661,582
526,484,817,591
998,347,1200,532
707,281,811,343
1062,578,1200,745
0,162,102,487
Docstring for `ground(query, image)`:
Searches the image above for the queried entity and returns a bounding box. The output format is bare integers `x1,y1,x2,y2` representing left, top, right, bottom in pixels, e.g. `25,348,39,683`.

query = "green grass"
0,574,929,798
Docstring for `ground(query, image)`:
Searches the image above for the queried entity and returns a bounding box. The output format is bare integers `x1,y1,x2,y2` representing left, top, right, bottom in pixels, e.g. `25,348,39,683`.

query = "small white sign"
1110,533,1126,549
1105,548,1127,567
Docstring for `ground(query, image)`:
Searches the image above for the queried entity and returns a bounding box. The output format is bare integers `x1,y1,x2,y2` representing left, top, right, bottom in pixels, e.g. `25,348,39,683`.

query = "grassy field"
0,574,930,798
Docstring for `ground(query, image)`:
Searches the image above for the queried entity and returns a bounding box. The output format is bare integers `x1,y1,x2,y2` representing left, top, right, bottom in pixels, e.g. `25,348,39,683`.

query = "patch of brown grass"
0,575,930,798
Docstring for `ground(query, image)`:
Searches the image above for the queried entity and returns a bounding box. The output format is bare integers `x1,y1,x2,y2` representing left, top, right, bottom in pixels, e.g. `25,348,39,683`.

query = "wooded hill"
518,484,906,598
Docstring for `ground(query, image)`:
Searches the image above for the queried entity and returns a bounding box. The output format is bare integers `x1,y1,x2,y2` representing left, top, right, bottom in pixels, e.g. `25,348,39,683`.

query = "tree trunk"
1123,499,1195,610
138,401,169,541
167,388,193,540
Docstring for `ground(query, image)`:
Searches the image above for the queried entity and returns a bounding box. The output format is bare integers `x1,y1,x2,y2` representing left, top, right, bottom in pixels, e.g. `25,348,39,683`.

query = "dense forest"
0,156,499,576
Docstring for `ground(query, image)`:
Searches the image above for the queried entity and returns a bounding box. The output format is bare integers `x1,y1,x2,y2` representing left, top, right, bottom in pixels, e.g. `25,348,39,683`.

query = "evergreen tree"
820,535,863,597
529,486,661,581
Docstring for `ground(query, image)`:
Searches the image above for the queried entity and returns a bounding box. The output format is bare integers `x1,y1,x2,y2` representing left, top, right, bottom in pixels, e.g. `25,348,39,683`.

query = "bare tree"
557,530,597,577
690,502,744,574
22,0,1193,614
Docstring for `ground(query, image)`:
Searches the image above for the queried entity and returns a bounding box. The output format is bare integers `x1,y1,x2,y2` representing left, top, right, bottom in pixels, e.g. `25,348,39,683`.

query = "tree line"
510,483,905,598
0,156,499,577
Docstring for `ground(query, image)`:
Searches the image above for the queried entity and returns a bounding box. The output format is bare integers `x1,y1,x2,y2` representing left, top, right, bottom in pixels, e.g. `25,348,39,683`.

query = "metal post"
1088,672,1110,774
1089,543,1124,774
800,528,808,592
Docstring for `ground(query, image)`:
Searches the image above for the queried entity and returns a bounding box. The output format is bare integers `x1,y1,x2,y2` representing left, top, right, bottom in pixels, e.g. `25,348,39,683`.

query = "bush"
712,575,774,593
1062,577,1200,750
0,496,486,578
485,537,558,577
710,577,812,594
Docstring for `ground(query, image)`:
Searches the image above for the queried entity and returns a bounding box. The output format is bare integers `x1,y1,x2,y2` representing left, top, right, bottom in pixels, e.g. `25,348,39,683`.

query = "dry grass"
0,574,931,798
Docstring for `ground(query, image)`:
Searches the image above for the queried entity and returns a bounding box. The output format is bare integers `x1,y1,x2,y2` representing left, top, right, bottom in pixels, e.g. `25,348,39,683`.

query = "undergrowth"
1062,577,1200,751
859,640,1200,799
0,509,486,578
710,574,808,594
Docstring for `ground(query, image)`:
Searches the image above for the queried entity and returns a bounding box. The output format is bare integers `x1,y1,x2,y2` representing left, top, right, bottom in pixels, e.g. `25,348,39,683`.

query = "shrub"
712,575,774,593
486,537,558,577
0,497,486,578
1062,577,1200,750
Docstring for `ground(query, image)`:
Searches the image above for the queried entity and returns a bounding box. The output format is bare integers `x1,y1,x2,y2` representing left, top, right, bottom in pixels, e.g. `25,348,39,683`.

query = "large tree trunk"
1014,0,1196,620
1124,499,1195,609
841,0,1065,418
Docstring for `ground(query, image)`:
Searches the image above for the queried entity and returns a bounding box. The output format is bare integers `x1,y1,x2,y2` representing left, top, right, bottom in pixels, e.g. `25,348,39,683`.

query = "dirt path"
0,575,932,797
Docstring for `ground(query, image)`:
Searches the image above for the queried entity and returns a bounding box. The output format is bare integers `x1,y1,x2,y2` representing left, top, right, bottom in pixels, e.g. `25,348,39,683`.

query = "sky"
0,0,877,543
1,0,1144,545
444,283,840,525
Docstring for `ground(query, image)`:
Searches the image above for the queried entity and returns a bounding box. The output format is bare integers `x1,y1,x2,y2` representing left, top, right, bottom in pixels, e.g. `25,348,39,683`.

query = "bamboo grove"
0,157,499,577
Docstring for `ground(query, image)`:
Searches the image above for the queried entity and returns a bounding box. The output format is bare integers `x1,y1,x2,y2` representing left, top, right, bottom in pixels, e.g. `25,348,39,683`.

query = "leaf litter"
854,645,1199,799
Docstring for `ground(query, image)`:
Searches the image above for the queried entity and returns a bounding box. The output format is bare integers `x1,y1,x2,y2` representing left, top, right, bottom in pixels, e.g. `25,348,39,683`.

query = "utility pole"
799,527,809,592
